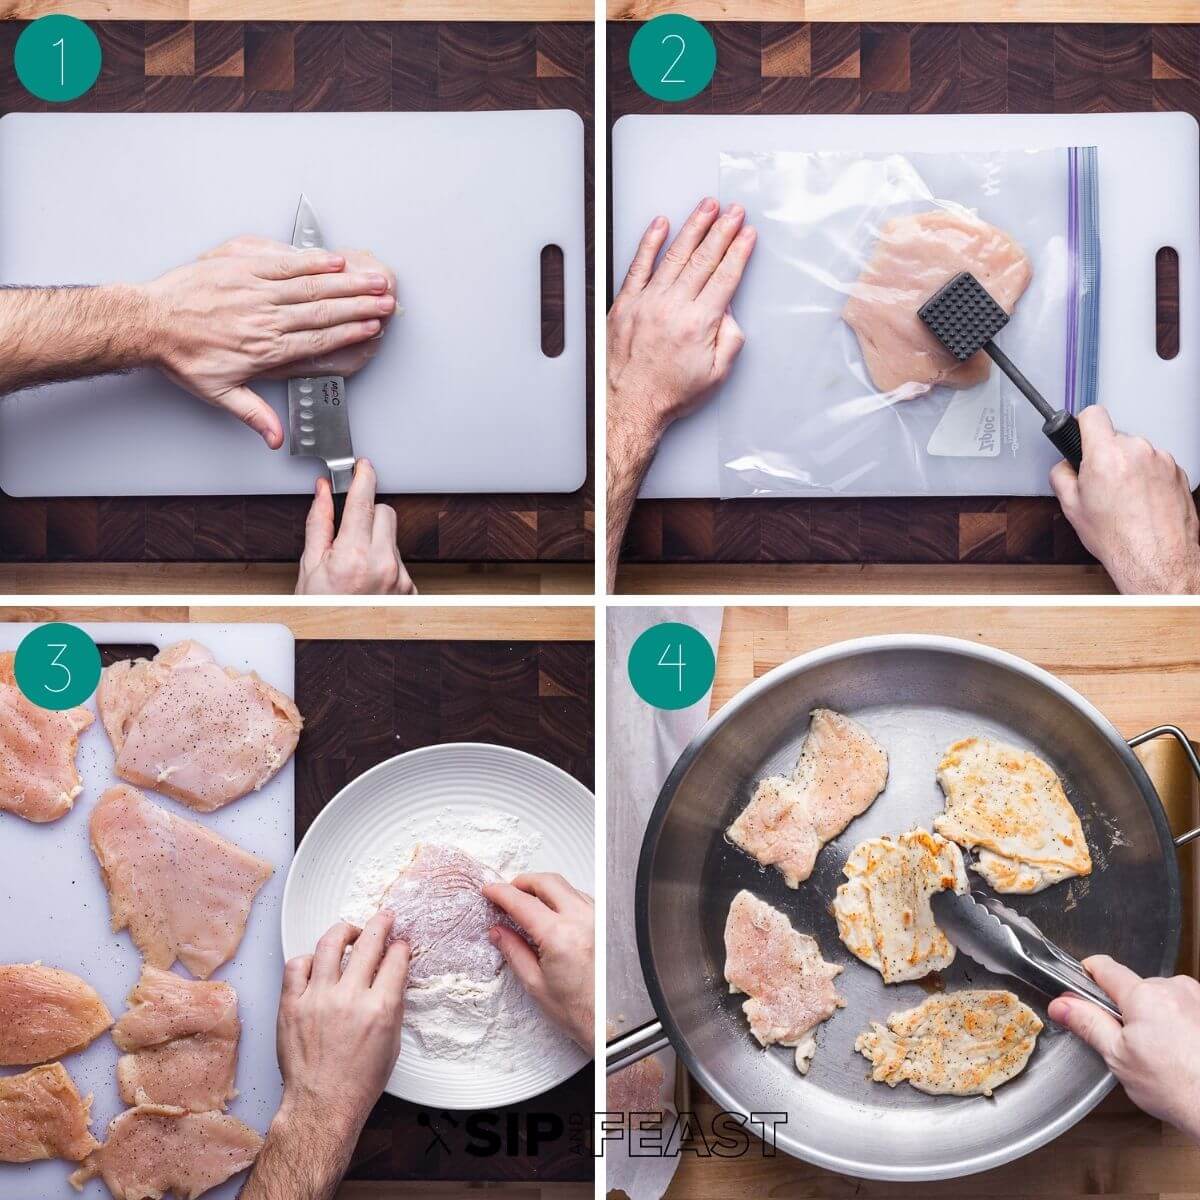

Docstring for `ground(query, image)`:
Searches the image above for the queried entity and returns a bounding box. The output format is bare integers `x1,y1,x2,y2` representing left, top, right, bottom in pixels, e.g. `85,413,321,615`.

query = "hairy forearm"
0,284,158,395
606,393,662,591
238,1098,364,1200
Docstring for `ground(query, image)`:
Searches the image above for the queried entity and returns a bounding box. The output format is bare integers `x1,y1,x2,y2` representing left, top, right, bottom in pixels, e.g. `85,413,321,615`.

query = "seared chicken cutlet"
832,830,968,983
844,208,1033,396
724,890,844,1073
0,964,113,1066
70,1104,263,1199
0,651,94,823
727,709,888,888
856,990,1042,1096
0,1063,99,1163
90,786,273,979
113,967,240,1113
98,640,302,813
935,736,1091,893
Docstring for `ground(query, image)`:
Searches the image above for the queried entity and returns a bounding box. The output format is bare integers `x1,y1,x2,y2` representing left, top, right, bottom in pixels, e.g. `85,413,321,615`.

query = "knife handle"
332,487,347,533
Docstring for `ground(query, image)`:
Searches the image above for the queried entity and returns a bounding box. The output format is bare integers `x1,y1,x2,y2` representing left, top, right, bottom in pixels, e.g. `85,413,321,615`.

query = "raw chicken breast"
98,640,302,813
0,1063,99,1163
727,708,889,887
843,208,1033,396
90,786,274,979
856,989,1043,1096
69,1104,263,1199
378,843,517,983
0,651,94,823
935,736,1092,893
723,890,844,1074
832,830,968,984
0,964,113,1065
113,967,240,1113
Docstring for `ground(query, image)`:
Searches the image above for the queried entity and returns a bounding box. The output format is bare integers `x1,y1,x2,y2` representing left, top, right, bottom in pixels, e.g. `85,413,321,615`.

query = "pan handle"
1129,725,1200,848
606,1019,670,1076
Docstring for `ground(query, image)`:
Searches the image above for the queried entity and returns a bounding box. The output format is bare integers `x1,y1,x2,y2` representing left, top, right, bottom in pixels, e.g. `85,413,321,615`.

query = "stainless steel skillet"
608,635,1200,1181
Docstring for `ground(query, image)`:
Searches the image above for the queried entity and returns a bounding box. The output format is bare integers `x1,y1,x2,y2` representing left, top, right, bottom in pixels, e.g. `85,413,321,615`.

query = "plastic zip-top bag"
717,148,1100,497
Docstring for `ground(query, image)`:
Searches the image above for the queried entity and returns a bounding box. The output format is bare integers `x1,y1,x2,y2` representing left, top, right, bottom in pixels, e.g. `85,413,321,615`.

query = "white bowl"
282,742,594,1109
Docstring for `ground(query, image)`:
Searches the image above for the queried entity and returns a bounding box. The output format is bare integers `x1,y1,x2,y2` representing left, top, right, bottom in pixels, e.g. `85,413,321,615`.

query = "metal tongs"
931,889,1121,1020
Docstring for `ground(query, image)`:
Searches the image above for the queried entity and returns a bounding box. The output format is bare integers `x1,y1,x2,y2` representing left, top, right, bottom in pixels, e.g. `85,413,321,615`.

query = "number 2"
660,33,686,84
43,643,71,695
657,642,686,691
52,36,65,87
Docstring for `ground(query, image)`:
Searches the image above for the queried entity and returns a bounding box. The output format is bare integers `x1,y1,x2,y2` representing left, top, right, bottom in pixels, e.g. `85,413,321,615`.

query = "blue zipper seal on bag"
1066,146,1101,413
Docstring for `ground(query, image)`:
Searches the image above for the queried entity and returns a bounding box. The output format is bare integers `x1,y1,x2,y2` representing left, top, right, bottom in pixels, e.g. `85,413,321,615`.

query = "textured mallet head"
918,270,1010,361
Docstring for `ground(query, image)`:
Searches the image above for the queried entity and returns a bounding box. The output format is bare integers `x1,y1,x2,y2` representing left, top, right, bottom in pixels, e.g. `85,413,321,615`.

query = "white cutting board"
0,111,586,497
612,112,1200,497
0,623,294,1200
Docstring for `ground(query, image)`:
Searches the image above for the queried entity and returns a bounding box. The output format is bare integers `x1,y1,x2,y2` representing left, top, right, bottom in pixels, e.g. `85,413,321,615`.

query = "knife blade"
288,193,354,522
930,889,1122,1021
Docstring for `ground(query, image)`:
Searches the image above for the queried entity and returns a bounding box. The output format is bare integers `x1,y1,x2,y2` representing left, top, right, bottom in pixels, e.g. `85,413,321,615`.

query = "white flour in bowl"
341,804,577,1069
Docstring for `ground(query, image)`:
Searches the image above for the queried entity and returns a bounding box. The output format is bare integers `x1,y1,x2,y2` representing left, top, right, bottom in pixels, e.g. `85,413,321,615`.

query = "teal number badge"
13,623,102,710
629,15,716,103
628,621,716,711
14,15,102,103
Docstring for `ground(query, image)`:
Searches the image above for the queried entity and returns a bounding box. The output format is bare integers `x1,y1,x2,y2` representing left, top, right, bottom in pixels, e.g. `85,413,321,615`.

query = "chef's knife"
918,270,1084,470
289,193,354,528
930,889,1121,1020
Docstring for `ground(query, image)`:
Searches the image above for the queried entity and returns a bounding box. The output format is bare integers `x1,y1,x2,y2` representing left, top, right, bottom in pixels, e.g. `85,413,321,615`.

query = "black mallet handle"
984,341,1083,471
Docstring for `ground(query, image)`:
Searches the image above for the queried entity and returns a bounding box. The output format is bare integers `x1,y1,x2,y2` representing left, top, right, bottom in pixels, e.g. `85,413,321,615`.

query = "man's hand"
606,199,756,589
1051,406,1200,593
240,914,410,1200
483,874,595,1053
296,458,416,595
141,240,395,448
1049,956,1200,1143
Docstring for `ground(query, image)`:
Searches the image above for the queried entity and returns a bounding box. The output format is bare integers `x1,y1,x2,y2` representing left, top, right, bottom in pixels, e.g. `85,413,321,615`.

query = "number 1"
52,36,64,86
660,33,686,84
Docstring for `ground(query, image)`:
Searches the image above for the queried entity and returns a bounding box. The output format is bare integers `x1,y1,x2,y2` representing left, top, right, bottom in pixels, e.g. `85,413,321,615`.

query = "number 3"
44,642,72,694
660,32,686,84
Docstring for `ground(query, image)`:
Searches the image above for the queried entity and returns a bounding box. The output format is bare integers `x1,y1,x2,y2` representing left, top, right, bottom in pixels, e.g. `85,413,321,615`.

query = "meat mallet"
917,270,1083,469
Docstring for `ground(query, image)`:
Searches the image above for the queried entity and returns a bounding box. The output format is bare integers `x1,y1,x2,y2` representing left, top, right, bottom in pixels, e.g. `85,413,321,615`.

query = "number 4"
658,642,686,691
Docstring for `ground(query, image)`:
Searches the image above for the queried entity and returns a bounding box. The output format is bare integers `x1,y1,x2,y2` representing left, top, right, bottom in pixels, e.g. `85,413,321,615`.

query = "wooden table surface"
644,604,1200,1199
0,19,594,597
609,21,1200,596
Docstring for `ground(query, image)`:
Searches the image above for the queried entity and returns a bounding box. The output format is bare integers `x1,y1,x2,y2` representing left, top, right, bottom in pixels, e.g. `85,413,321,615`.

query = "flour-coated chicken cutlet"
90,786,273,979
843,208,1033,396
0,652,94,823
113,967,240,1113
727,708,888,887
98,640,302,813
832,829,968,984
0,1063,99,1163
69,1104,263,1199
723,890,844,1073
856,990,1043,1096
935,736,1091,893
377,843,517,983
0,964,113,1066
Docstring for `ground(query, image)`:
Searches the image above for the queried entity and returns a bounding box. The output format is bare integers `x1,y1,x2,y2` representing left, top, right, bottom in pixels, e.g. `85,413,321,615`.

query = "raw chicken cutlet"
90,785,274,979
843,208,1033,396
727,708,888,887
0,651,94,823
856,989,1043,1096
113,966,240,1113
0,963,112,1065
935,736,1091,893
377,843,518,983
832,830,968,984
70,1104,263,1199
723,890,844,1074
0,1063,99,1163
98,640,303,813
